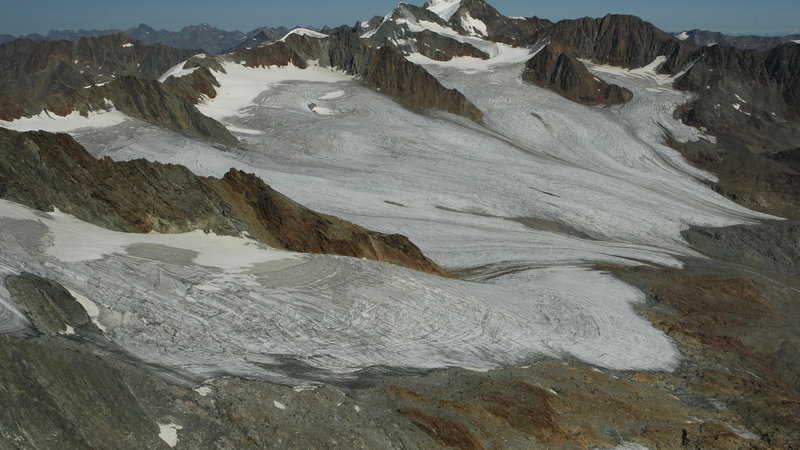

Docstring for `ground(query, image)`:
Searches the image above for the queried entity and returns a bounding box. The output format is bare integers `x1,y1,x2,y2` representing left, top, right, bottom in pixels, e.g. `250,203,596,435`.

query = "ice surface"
3,52,779,385
426,0,462,21
194,61,351,125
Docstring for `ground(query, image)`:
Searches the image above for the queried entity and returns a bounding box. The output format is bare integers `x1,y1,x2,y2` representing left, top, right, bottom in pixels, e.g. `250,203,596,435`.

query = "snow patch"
460,11,488,37
121,42,134,48
426,0,462,21
280,28,327,41
157,423,183,448
194,386,213,396
309,104,336,115
158,60,197,83
273,400,286,410
67,289,107,333
676,31,689,40
0,104,129,133
196,61,352,122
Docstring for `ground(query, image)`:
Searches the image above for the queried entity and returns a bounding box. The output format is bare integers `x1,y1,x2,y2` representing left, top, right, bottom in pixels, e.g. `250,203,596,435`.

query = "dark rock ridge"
675,43,800,151
0,33,201,120
5,273,100,337
528,14,697,73
519,14,694,106
414,29,490,61
363,46,483,121
524,46,632,106
0,128,449,276
667,43,800,217
40,75,238,147
675,29,800,52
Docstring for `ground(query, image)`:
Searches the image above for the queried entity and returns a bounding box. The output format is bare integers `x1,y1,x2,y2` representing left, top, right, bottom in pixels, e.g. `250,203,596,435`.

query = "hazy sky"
2,0,798,37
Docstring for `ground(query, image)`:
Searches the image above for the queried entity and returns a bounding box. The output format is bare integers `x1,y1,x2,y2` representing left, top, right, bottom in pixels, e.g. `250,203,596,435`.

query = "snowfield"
0,43,777,386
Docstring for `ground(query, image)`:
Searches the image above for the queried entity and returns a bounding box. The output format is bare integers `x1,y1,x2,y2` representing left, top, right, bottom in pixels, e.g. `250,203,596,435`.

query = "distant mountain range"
4,22,799,54
0,23,300,54
673,29,800,51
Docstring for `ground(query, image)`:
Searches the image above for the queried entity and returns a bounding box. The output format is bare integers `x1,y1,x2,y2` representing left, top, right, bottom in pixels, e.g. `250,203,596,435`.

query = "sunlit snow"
426,0,462,21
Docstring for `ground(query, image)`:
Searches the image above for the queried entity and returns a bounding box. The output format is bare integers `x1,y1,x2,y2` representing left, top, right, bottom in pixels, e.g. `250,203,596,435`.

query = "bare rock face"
414,30,489,61
0,33,200,117
232,41,307,68
42,75,238,147
532,15,695,72
212,169,450,276
524,46,632,106
364,46,483,122
0,128,448,276
5,273,98,337
682,220,800,274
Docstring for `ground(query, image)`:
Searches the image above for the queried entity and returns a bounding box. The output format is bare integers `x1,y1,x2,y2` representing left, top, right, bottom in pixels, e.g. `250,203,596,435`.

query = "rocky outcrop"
667,43,800,217
232,41,307,68
0,128,448,276
211,169,449,276
682,220,800,274
675,43,800,146
524,46,632,105
5,273,99,337
529,15,696,73
0,34,199,103
675,29,800,52
364,46,483,122
414,30,489,61
41,75,238,146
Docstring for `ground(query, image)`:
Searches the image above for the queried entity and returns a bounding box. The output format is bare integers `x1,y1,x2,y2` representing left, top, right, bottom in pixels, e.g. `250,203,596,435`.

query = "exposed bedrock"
682,220,800,275
0,128,448,276
0,33,200,118
363,46,483,122
524,46,632,106
43,75,238,147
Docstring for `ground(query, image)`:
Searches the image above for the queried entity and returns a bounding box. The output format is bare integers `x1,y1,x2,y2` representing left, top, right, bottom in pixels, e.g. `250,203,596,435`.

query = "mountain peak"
425,0,462,21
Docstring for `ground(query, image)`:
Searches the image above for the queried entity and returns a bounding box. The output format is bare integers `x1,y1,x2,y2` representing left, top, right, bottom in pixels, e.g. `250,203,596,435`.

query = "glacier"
0,43,777,386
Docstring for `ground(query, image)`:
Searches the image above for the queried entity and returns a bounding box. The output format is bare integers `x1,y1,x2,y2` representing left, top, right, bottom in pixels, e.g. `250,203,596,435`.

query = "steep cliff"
524,46,632,105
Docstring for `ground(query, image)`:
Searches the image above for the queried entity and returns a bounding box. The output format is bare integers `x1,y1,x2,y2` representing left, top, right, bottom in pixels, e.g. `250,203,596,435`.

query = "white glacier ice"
0,47,779,385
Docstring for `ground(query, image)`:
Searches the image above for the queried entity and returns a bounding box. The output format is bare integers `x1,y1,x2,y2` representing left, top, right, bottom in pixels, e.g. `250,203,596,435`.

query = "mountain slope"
0,128,448,276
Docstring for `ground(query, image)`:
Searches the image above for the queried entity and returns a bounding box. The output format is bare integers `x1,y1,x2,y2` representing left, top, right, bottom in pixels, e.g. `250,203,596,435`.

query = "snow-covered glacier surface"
0,51,776,385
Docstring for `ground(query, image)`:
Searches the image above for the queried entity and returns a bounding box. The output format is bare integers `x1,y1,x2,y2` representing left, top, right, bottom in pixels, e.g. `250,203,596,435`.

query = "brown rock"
364,46,483,122
524,46,633,105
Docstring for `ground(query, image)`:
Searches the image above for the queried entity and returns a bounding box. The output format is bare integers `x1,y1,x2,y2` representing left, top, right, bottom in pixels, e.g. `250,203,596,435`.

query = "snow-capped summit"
425,0,462,21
